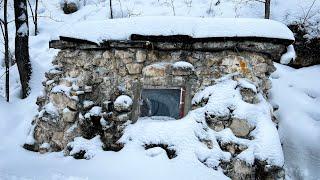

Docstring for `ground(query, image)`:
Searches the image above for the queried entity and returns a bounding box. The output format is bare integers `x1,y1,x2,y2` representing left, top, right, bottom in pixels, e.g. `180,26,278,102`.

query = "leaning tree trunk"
14,0,32,98
264,0,271,19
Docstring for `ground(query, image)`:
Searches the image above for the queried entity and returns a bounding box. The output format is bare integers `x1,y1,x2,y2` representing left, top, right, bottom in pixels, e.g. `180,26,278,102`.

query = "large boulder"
172,61,195,76
229,118,254,138
142,63,171,77
61,0,79,14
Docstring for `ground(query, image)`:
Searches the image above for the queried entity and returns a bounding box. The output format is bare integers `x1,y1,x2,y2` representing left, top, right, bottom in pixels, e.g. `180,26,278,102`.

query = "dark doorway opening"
140,88,185,119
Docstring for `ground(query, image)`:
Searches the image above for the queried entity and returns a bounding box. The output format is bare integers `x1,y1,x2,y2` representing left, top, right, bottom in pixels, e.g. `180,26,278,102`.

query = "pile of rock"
193,77,283,180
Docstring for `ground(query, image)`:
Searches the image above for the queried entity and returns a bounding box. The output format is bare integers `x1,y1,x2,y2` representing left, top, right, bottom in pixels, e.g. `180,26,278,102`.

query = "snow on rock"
89,106,102,115
84,106,102,118
40,102,59,118
40,142,51,149
25,124,37,145
114,95,133,112
66,135,103,159
51,84,72,95
57,16,295,44
237,78,257,93
46,80,55,85
280,45,296,64
100,117,109,128
66,123,77,133
83,100,94,109
172,61,194,70
192,86,216,105
145,147,167,158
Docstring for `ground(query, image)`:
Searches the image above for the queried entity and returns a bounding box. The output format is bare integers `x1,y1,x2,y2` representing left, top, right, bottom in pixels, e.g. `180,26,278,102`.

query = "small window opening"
140,88,185,119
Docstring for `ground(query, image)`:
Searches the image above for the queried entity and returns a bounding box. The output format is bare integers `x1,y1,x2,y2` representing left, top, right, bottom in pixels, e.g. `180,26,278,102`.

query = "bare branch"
0,20,6,40
27,0,35,23
303,0,318,25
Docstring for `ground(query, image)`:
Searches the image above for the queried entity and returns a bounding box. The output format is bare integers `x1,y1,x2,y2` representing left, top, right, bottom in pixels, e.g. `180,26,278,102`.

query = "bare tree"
302,0,318,25
244,0,271,19
0,0,10,101
27,0,39,35
14,0,32,98
169,0,176,16
109,0,113,19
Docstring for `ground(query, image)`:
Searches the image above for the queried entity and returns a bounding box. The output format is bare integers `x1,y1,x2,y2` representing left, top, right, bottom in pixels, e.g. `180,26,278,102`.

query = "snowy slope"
270,63,320,179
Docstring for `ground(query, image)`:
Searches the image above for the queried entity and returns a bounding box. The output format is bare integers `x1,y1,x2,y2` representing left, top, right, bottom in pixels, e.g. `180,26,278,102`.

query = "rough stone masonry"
24,35,293,179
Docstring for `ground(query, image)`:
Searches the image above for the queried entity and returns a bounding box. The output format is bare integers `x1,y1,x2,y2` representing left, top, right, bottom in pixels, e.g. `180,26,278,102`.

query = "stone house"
25,32,293,150
23,18,293,173
23,17,295,179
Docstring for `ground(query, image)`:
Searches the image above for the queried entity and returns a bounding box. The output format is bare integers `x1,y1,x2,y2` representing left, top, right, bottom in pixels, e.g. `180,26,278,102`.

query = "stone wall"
25,40,281,155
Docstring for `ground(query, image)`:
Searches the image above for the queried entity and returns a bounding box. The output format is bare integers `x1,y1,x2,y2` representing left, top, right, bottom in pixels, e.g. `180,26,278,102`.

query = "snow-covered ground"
1,63,319,180
0,0,320,179
270,63,320,179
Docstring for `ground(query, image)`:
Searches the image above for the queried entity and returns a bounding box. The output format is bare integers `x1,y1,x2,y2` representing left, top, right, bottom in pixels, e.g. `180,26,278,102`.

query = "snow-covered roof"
56,16,295,44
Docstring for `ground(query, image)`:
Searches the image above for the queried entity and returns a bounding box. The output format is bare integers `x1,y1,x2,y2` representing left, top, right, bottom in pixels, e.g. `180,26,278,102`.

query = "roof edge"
130,34,294,45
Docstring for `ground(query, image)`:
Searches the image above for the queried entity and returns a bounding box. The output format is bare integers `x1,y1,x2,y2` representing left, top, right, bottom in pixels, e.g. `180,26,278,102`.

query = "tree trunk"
264,0,271,19
35,0,38,35
4,0,9,102
14,0,32,98
109,0,113,19
27,0,39,35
